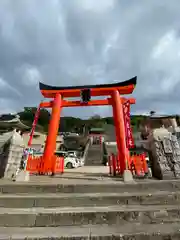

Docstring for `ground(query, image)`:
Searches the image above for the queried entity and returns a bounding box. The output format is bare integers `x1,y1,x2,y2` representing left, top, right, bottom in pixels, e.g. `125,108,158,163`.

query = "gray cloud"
0,0,180,117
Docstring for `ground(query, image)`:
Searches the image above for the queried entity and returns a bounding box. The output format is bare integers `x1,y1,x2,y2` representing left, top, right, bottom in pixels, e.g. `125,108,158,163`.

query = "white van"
55,151,79,169
67,151,84,167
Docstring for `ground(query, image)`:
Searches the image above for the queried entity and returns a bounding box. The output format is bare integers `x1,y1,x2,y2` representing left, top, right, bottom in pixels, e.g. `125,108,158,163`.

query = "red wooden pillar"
111,90,127,174
28,104,41,147
43,93,62,171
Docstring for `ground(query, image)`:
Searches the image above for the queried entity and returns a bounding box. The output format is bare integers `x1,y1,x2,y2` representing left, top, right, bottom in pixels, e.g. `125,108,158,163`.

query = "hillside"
16,107,180,133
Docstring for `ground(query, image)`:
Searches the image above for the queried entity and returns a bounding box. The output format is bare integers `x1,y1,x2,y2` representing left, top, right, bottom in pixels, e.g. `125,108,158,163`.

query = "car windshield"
69,154,75,157
55,151,67,157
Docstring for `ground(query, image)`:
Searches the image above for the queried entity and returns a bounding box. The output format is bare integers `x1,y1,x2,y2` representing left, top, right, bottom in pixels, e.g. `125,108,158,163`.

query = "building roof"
149,114,176,119
0,114,30,130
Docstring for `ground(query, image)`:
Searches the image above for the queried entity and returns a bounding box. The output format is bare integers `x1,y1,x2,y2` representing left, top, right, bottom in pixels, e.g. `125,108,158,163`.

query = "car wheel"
66,162,73,169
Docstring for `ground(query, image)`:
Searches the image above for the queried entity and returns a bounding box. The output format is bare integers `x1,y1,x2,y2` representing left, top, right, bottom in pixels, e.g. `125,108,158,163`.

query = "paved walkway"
0,166,122,185
27,166,162,185
64,166,108,174
0,166,176,185
28,166,115,184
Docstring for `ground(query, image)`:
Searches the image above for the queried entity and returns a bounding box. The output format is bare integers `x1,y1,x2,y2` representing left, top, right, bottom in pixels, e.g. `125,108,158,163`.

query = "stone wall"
0,140,11,178
147,128,180,179
0,130,24,179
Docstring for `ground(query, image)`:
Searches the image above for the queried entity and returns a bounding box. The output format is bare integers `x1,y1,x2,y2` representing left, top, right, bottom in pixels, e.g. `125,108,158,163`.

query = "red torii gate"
29,76,137,176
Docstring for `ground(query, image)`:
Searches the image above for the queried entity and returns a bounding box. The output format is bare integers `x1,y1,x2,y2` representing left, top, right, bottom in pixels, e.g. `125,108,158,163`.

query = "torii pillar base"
12,170,30,182
123,169,134,183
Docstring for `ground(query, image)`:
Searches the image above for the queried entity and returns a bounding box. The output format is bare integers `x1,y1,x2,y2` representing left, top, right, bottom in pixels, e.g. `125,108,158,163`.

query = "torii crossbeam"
35,76,137,175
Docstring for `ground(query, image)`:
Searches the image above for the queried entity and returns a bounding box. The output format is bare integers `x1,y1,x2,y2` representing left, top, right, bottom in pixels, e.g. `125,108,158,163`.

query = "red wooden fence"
108,152,148,177
26,155,64,175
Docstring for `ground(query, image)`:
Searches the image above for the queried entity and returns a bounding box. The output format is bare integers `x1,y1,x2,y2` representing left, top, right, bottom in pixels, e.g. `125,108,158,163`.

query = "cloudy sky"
0,0,180,118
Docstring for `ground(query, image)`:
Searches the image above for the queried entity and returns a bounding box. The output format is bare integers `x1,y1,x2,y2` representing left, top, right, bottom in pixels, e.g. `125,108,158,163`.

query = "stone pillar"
148,128,180,179
3,130,25,180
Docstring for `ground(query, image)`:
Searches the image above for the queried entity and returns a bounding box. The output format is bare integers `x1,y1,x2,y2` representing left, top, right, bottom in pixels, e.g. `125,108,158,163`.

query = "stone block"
147,128,180,179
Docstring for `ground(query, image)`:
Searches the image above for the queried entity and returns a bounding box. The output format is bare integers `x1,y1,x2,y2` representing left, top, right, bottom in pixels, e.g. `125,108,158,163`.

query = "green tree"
38,109,50,131
17,106,148,134
18,107,50,132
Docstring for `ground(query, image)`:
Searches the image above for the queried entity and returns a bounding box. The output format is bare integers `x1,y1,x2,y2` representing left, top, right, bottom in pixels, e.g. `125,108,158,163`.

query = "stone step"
85,159,102,162
0,223,180,239
0,205,180,227
85,161,102,166
0,191,180,208
1,179,180,194
85,163,102,166
85,145,102,166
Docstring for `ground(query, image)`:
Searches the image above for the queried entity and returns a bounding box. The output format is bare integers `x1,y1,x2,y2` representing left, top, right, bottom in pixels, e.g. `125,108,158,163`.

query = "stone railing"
0,130,24,179
81,138,91,162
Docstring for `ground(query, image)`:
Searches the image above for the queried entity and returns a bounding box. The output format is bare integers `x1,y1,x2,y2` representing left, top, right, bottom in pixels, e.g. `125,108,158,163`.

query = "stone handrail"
81,138,91,161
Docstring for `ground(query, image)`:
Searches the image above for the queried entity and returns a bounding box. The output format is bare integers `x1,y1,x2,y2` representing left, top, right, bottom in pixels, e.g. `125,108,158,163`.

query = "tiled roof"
149,114,176,119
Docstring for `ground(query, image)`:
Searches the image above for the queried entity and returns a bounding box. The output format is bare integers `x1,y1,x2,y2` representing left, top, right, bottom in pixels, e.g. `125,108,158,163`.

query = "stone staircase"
0,180,180,238
85,144,102,166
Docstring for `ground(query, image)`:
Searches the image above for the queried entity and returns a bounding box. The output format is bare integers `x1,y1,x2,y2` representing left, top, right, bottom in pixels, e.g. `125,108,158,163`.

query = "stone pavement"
62,165,110,180
65,165,108,174
0,165,164,185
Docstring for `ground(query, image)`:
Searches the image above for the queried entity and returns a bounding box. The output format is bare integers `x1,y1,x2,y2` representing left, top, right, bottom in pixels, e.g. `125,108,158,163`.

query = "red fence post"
141,153,148,174
108,155,112,175
28,104,41,147
52,156,64,175
116,154,120,174
112,153,116,176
